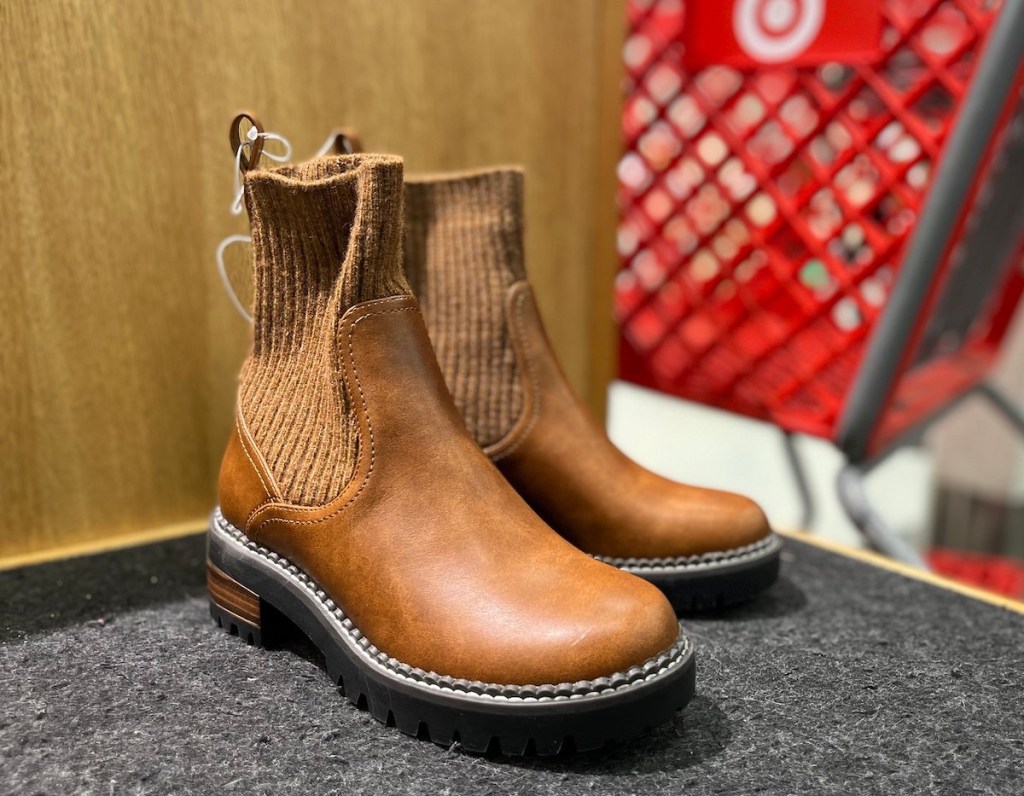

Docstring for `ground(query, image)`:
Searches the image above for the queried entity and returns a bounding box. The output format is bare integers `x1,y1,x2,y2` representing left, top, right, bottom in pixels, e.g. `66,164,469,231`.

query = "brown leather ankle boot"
404,168,781,612
208,154,695,755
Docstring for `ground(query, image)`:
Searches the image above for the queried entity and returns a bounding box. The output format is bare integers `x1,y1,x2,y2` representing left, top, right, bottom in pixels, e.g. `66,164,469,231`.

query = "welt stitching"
254,304,420,531
214,509,691,700
596,534,781,569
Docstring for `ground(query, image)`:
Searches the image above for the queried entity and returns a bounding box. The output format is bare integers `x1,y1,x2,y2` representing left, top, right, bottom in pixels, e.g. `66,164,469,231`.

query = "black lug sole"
601,536,783,613
206,511,696,756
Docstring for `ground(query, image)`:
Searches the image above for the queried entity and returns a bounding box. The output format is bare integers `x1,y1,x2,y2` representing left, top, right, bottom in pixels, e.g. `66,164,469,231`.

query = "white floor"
606,381,935,551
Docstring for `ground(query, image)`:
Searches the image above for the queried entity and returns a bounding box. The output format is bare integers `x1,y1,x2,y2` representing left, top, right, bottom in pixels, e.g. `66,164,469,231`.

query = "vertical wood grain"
0,0,626,563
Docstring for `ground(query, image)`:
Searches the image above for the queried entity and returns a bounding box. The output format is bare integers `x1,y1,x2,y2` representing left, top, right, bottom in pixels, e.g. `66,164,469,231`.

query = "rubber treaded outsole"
596,535,784,613
206,510,696,756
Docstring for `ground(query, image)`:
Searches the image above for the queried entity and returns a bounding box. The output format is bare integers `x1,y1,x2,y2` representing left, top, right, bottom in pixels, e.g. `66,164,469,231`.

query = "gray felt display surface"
1,533,1022,795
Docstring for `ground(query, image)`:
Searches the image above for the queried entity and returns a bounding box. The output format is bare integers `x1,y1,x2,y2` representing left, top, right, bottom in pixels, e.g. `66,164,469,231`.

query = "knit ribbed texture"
239,155,410,505
404,169,526,448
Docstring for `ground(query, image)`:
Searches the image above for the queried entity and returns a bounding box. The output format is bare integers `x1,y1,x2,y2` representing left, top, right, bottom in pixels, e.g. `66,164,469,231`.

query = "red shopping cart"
617,0,1024,563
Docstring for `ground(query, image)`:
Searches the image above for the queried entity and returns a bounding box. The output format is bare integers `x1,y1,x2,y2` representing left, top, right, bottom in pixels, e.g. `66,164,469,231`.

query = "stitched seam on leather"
235,415,273,500
347,295,417,312
251,297,412,518
254,305,422,531
489,287,541,463
213,509,691,700
248,428,280,496
595,534,781,570
246,498,278,530
234,414,285,530
260,300,369,515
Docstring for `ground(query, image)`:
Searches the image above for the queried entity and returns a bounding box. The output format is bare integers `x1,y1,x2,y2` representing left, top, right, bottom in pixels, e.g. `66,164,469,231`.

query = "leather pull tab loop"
230,112,265,172
331,128,363,155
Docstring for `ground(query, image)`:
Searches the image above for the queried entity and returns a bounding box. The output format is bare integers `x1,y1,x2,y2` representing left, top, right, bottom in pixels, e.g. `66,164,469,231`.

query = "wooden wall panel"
0,1,625,564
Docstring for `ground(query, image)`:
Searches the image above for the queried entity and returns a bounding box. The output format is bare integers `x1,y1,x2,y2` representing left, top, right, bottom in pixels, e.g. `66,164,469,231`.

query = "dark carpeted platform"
1,533,1022,795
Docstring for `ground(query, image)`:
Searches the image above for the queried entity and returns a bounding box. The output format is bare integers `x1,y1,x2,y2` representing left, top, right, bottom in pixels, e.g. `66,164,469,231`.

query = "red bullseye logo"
733,0,826,62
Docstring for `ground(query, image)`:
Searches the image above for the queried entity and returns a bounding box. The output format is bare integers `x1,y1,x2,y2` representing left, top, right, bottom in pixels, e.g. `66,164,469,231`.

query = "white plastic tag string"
217,119,362,324
216,234,255,323
217,113,294,323
230,125,293,215
313,128,360,158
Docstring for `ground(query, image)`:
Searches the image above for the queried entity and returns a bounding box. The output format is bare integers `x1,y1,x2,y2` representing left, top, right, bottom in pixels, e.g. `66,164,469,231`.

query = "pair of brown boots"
208,144,781,755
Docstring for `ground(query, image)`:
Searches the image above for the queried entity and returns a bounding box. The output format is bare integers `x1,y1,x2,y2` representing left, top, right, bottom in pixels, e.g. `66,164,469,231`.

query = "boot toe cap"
506,565,683,686
637,482,774,558
722,492,773,549
586,571,683,675
459,562,682,687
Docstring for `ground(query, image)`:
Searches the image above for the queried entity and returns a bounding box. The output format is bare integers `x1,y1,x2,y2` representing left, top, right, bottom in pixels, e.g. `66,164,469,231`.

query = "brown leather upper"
219,295,679,685
487,282,772,560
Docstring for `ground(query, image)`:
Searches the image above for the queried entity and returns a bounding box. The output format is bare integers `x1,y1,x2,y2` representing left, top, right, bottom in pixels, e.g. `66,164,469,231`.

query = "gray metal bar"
781,431,815,530
977,382,1024,438
835,0,1024,462
836,464,930,569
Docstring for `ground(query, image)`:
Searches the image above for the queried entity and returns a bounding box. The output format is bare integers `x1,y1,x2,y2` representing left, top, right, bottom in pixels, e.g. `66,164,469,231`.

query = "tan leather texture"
218,294,679,685
488,283,772,559
217,417,276,532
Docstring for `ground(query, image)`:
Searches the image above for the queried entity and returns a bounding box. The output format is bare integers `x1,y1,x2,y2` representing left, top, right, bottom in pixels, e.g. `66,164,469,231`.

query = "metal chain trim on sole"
595,534,782,572
211,509,692,703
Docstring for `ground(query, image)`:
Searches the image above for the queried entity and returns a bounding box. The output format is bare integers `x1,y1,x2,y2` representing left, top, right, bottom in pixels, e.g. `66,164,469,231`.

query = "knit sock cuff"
404,167,526,288
244,154,410,321
403,167,528,448
238,154,409,506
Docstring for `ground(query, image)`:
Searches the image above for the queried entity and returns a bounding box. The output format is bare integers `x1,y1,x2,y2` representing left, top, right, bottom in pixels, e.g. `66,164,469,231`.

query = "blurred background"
1,0,1022,599
611,0,1024,597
